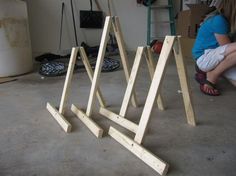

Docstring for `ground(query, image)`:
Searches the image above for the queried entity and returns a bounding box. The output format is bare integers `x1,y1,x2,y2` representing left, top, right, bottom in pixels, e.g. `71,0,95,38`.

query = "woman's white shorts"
197,44,236,81
196,44,228,72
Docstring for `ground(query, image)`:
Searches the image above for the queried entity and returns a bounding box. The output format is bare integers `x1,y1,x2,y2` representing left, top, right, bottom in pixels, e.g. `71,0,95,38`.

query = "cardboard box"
177,4,212,38
179,37,195,59
182,0,200,10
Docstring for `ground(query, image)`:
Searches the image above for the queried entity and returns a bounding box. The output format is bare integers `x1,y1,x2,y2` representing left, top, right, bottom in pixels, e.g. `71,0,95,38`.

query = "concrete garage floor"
0,56,236,176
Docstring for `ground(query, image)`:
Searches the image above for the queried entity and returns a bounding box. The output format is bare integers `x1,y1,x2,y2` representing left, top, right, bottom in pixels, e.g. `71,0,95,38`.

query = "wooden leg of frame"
46,47,78,132
134,36,176,144
71,104,103,138
156,95,165,111
119,47,144,117
59,47,79,114
86,17,112,117
47,103,72,133
109,126,169,176
145,47,165,111
113,16,138,108
173,37,196,126
79,47,106,108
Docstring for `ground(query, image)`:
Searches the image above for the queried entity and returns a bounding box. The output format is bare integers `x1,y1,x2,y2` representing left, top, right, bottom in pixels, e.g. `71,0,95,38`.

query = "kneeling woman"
192,0,236,96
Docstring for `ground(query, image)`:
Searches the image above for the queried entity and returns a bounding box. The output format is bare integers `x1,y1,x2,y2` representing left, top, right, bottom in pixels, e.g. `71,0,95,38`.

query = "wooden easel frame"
46,47,106,133
108,36,196,175
71,16,165,137
46,47,78,133
99,46,165,133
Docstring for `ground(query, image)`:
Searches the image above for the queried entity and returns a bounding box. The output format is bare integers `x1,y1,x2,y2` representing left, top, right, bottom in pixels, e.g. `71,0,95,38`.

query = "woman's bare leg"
207,51,236,84
199,43,236,95
225,42,236,55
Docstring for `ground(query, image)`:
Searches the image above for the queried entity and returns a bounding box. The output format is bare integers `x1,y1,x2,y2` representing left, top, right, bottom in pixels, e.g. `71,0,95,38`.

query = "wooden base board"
0,77,17,84
71,104,103,138
99,107,138,133
109,126,169,176
46,102,72,133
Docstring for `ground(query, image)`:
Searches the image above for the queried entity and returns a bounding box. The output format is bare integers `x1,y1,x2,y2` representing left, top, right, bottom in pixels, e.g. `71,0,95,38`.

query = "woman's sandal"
200,80,220,96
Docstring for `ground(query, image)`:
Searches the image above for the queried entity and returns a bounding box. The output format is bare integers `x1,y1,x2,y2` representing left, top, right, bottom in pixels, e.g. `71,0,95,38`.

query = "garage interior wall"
25,0,181,57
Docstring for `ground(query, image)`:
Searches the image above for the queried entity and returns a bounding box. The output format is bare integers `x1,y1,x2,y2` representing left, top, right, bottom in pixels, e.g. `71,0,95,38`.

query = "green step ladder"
147,0,176,45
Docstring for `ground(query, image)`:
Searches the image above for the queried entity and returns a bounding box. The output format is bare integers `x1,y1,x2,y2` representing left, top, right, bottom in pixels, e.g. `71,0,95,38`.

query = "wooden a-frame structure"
46,16,196,176
46,16,164,133
94,35,196,176
46,47,106,133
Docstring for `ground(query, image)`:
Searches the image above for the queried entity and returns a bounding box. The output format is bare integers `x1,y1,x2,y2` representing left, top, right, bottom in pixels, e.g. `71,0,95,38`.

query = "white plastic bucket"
0,0,33,77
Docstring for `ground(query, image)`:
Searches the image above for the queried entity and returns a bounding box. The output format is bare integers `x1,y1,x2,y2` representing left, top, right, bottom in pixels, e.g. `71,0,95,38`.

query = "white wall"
25,0,180,56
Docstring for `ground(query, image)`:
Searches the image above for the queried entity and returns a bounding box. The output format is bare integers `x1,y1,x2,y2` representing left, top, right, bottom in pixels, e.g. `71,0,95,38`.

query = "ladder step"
151,21,174,24
151,5,172,9
150,36,165,41
147,0,176,45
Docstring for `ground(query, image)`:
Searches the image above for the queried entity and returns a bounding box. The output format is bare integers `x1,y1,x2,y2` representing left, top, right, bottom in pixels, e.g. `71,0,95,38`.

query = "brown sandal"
200,80,220,96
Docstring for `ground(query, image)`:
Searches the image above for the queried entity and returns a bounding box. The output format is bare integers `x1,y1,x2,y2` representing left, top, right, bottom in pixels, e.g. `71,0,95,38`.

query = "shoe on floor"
200,80,220,96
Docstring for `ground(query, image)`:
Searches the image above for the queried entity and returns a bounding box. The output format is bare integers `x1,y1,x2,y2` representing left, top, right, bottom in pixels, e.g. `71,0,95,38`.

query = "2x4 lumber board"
146,47,165,111
134,36,176,144
173,38,196,126
79,47,106,108
109,126,169,176
99,107,138,133
113,16,138,108
86,17,112,117
47,103,72,133
59,47,79,114
0,77,17,84
71,104,103,138
119,47,144,117
94,0,102,11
